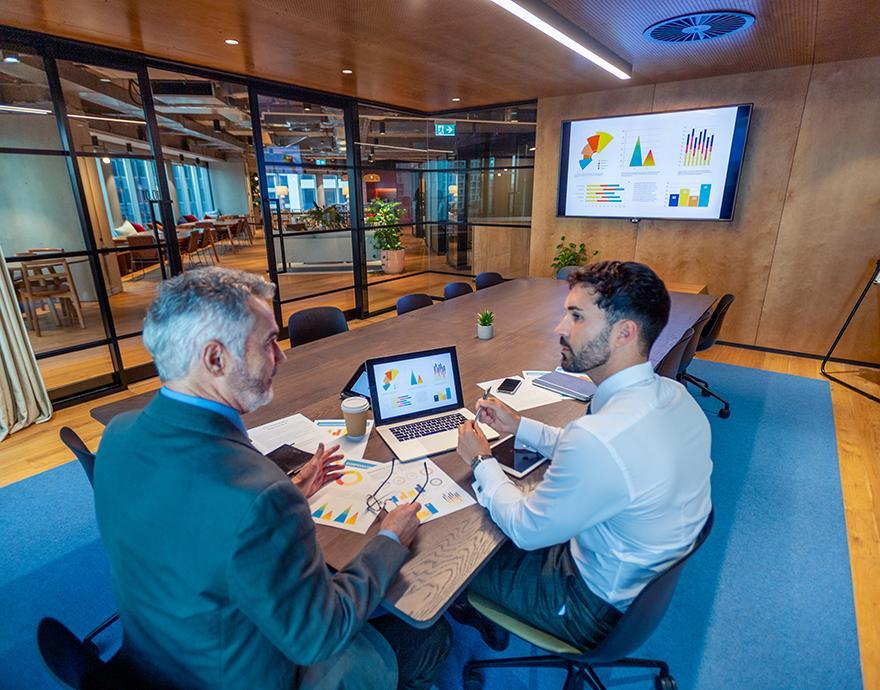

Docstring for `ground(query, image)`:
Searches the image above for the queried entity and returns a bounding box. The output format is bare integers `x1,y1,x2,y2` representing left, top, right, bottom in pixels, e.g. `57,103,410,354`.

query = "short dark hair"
568,261,671,355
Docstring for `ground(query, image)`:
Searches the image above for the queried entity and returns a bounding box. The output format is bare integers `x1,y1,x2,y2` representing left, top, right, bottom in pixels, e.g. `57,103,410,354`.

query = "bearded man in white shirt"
455,260,713,649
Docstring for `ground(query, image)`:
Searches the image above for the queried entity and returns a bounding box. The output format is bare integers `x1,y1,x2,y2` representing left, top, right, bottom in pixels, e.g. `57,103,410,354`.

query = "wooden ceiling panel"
1,0,879,111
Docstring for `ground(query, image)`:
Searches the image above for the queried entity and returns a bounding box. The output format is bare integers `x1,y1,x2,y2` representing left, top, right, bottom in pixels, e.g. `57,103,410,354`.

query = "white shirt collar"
590,361,655,414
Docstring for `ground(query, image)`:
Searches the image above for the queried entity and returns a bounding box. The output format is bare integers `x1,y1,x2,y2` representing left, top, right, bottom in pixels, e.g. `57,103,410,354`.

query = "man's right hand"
476,396,522,436
379,503,421,548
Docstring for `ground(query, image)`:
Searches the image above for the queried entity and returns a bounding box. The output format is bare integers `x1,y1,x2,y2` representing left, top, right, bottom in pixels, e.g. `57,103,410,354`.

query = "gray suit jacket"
93,393,408,689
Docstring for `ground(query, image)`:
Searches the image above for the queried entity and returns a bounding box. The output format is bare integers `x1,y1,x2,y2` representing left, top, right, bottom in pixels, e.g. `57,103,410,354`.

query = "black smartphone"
266,444,313,476
496,377,522,395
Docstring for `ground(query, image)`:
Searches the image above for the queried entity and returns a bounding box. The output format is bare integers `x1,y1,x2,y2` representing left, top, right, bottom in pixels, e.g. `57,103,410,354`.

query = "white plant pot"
477,324,494,340
381,248,405,274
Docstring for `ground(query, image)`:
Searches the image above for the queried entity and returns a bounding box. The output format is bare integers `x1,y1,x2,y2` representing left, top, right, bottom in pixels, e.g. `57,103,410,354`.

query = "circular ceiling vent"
644,11,755,43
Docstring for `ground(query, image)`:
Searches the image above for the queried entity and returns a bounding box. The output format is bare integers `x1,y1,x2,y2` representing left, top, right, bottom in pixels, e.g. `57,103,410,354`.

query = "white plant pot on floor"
477,324,494,340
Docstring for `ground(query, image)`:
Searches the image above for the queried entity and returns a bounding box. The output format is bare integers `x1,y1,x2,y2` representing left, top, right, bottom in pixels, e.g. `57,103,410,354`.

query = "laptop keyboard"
390,413,468,442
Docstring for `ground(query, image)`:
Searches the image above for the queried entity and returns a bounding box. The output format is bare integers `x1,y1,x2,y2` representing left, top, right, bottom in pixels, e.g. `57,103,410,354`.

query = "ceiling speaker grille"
644,12,755,43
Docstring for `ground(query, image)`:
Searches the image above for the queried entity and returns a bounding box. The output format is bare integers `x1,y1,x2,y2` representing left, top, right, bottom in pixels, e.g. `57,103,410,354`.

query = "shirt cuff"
378,529,401,545
515,417,545,451
473,457,514,506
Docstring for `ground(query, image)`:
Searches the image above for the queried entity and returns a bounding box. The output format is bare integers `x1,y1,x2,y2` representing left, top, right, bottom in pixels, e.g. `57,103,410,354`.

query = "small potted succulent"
476,310,495,340
366,198,405,274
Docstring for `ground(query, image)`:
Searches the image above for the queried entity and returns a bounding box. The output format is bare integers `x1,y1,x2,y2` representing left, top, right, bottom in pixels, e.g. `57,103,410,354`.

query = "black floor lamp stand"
820,259,880,404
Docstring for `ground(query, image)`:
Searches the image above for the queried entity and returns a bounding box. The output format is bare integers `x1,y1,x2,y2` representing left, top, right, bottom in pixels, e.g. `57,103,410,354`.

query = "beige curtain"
0,243,52,441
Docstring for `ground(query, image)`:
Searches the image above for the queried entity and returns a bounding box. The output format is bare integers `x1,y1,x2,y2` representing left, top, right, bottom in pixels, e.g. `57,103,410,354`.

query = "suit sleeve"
227,480,409,666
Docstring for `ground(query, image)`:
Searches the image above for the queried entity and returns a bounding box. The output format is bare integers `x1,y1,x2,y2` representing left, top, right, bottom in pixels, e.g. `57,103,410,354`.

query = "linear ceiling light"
488,0,631,79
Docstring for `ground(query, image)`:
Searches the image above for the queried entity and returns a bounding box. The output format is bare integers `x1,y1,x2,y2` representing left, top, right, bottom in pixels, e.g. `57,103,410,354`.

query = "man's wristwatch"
471,454,493,472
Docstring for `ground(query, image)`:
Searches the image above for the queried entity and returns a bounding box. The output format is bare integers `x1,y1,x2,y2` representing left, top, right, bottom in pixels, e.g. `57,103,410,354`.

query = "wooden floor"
1,325,878,686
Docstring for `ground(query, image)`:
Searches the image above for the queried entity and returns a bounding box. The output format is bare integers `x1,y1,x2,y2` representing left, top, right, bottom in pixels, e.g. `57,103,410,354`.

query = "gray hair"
143,267,275,381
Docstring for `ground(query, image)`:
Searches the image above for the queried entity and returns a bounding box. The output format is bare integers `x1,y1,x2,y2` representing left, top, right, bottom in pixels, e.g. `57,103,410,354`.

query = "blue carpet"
0,361,863,689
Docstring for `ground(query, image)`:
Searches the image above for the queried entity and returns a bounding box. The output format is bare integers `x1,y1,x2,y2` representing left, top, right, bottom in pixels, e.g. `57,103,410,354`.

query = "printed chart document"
477,375,565,411
308,458,388,534
312,419,374,458
371,459,476,524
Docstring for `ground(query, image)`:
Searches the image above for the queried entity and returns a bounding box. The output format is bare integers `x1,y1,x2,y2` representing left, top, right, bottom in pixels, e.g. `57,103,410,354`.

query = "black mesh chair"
463,510,714,690
475,272,504,290
396,293,433,315
696,294,735,352
443,282,473,300
556,266,580,280
57,429,120,654
287,306,349,347
653,328,694,380
37,617,144,689
682,294,735,419
59,426,96,486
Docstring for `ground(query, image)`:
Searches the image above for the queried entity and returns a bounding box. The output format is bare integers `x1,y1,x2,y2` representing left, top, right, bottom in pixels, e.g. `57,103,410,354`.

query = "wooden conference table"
91,278,715,628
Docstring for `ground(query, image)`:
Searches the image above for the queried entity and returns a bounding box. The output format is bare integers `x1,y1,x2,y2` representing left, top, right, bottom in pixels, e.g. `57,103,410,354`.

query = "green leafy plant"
365,198,404,250
303,203,346,230
476,310,495,327
551,235,598,272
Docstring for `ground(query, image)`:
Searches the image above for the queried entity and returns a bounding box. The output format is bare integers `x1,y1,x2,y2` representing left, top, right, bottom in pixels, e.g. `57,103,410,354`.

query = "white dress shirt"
473,362,713,610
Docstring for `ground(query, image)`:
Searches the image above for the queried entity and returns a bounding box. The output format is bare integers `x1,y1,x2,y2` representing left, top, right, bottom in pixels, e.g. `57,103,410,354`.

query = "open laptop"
366,346,499,461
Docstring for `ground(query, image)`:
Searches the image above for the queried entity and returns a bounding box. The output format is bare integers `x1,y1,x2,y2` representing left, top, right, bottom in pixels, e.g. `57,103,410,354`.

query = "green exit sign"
435,122,456,137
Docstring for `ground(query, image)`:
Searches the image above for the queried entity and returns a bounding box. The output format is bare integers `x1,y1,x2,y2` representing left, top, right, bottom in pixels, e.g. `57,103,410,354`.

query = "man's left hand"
457,421,491,465
293,443,345,498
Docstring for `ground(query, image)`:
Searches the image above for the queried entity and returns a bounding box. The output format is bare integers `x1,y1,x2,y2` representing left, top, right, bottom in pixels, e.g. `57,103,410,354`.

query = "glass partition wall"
0,27,534,406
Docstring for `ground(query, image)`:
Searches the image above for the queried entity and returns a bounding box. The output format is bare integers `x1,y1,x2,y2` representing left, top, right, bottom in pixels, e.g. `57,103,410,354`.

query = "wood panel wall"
529,56,880,363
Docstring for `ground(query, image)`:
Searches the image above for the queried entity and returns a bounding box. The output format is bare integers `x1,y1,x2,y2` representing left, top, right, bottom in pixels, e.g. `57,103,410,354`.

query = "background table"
90,278,715,627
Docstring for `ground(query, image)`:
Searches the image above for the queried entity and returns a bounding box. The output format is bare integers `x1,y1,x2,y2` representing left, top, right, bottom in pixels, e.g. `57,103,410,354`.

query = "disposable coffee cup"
341,396,370,438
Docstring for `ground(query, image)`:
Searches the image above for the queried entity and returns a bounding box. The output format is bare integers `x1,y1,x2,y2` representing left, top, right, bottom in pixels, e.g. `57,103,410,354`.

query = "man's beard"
230,359,274,413
560,322,612,373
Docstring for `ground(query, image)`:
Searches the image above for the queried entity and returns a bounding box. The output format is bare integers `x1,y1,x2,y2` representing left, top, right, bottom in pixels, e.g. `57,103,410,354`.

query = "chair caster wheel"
463,666,484,690
655,674,677,690
719,408,731,419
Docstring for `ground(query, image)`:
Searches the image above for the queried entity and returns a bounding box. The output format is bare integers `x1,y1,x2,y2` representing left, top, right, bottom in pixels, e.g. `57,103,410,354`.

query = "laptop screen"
367,348,461,424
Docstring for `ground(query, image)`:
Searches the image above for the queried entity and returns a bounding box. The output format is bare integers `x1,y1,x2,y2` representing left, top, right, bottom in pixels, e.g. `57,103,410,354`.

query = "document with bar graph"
373,459,475,524
307,458,387,534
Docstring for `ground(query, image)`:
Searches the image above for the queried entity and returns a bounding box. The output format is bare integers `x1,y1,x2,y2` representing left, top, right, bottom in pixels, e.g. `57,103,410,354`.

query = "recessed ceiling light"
528,146,536,151
341,68,353,74
451,97,461,102
100,78,112,83
101,157,111,164
224,39,240,46
488,0,631,80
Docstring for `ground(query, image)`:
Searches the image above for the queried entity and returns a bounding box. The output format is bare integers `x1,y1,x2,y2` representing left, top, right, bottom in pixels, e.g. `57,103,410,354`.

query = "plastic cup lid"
341,396,369,413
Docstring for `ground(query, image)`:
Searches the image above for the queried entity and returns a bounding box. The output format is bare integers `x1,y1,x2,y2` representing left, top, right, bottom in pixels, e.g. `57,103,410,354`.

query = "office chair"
37,617,146,689
396,293,433,315
475,272,504,290
57,428,121,652
287,306,349,347
682,294,735,419
696,294,735,352
443,281,474,300
463,510,715,690
556,266,580,280
653,328,694,380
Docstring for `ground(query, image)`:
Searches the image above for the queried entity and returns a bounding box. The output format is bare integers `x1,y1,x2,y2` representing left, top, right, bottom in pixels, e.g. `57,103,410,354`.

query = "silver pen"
475,386,492,425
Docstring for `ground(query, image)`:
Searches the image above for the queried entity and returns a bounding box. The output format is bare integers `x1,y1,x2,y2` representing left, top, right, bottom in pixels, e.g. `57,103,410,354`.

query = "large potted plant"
551,235,599,275
366,198,405,274
304,203,346,230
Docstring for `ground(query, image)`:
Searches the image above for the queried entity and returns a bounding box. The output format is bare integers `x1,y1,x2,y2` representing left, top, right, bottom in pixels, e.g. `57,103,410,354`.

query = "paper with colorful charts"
307,458,387,534
371,458,476,525
307,458,476,534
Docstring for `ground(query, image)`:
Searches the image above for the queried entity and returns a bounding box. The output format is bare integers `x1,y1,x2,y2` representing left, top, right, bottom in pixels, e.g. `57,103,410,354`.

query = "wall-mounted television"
557,104,752,221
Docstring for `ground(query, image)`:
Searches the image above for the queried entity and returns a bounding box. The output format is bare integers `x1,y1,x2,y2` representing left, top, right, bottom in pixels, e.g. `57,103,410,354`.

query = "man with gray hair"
93,267,451,689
